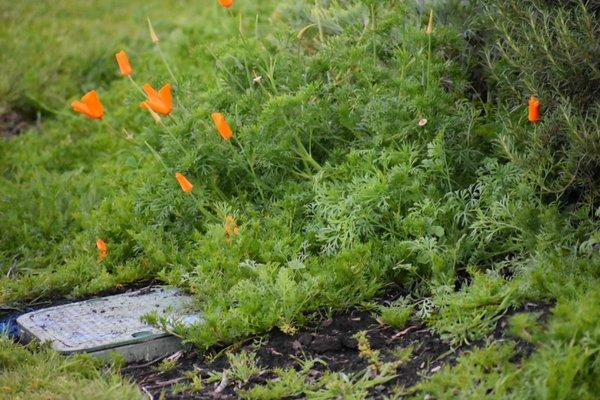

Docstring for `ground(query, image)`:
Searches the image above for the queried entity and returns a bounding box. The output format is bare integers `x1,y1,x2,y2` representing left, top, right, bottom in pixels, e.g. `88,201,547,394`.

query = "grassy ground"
1,0,599,398
0,0,210,114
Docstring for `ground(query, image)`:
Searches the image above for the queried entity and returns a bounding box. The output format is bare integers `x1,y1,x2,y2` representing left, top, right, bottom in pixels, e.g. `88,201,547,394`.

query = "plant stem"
159,117,188,156
156,43,178,84
102,119,135,143
190,191,218,224
234,139,266,202
294,134,321,172
426,34,432,91
143,140,169,172
128,76,146,96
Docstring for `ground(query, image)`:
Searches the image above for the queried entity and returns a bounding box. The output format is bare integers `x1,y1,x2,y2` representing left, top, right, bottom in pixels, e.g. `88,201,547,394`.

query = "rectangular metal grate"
16,286,201,361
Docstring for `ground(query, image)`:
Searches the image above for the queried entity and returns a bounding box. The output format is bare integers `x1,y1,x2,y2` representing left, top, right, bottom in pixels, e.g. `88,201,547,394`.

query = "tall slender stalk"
234,139,266,202
128,76,146,96
425,10,434,91
156,43,178,84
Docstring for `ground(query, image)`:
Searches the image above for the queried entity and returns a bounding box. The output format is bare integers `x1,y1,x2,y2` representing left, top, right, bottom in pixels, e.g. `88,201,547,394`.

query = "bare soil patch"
0,109,37,138
124,292,553,399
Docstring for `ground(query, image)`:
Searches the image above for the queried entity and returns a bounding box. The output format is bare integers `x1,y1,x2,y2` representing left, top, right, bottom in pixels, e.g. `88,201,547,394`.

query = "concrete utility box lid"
16,286,201,362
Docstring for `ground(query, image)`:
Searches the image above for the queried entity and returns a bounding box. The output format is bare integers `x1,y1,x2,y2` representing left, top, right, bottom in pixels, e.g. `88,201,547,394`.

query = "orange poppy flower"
211,112,233,140
175,172,194,193
115,50,132,77
218,0,234,8
71,90,104,120
140,83,172,115
96,238,108,261
528,96,540,123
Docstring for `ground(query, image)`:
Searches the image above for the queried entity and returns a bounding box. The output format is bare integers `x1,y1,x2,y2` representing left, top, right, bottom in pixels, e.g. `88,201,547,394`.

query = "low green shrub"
470,0,600,206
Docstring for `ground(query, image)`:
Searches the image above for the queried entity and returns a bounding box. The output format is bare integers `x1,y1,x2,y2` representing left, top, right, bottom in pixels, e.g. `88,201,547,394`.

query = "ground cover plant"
1,0,599,398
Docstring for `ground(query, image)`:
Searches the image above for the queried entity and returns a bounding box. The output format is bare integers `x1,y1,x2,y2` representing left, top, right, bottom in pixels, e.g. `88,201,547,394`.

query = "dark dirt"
123,291,554,400
124,312,450,400
489,300,554,363
1,281,553,399
0,109,37,138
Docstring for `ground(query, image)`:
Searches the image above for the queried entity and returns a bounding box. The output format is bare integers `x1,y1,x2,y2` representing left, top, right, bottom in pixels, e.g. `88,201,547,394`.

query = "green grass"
379,303,414,329
0,0,216,114
1,0,600,398
0,338,142,400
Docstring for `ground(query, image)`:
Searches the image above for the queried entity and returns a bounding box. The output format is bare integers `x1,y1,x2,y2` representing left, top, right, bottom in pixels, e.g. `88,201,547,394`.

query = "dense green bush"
471,0,600,207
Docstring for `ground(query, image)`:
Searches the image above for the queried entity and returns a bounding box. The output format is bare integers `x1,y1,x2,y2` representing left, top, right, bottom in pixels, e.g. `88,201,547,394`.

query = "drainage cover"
16,286,201,362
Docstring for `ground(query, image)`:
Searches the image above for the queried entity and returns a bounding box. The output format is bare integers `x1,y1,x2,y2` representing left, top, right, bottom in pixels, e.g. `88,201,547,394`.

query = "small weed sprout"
389,344,415,366
379,303,414,328
183,370,204,393
170,382,188,394
205,370,224,384
353,330,381,375
279,321,298,335
226,350,261,383
154,357,178,373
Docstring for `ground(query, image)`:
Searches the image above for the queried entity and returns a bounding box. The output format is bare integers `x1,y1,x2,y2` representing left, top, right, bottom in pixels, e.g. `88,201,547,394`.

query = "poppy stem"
176,98,191,115
425,33,432,91
143,140,169,172
155,43,178,84
162,117,189,155
316,12,325,44
236,11,249,46
190,191,218,223
128,76,146,97
168,113,185,126
102,119,128,140
234,140,266,202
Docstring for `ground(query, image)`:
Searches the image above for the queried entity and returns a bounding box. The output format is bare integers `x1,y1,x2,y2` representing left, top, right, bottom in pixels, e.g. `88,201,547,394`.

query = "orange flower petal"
211,112,233,140
218,0,234,8
175,172,194,193
528,96,540,123
71,101,91,116
72,90,104,119
140,103,162,123
141,83,173,115
82,90,104,119
96,238,108,261
142,83,159,99
158,84,173,111
115,50,133,77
